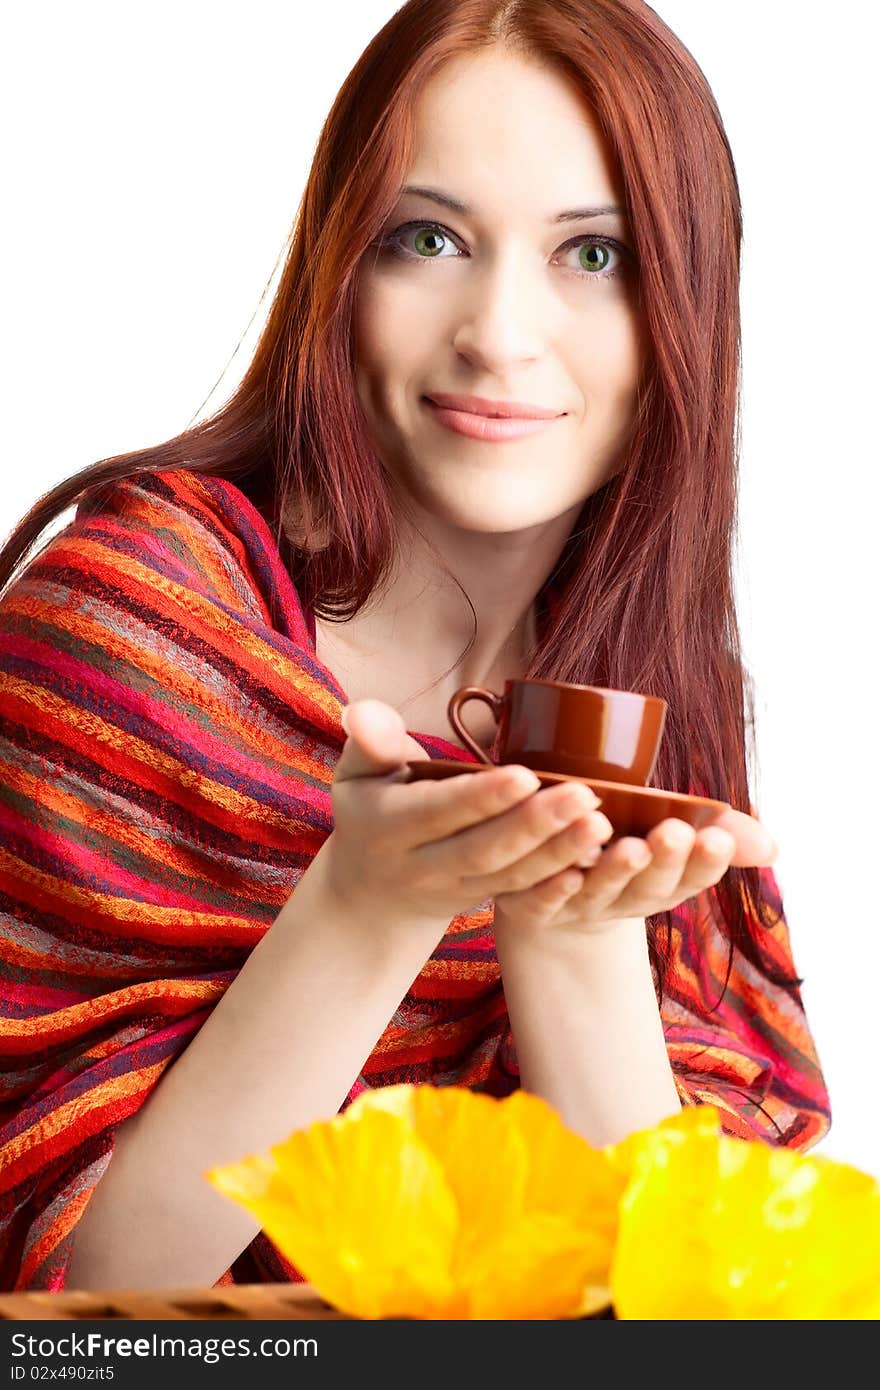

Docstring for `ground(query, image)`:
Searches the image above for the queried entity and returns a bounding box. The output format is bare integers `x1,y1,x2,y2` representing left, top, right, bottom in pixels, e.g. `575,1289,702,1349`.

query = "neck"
310,499,577,716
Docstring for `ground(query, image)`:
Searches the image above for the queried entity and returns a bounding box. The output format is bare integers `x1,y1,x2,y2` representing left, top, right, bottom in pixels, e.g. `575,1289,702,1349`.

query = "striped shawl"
0,469,831,1289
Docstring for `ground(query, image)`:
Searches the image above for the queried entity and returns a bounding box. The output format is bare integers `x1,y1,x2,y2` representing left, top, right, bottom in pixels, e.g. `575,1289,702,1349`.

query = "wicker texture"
0,1282,351,1320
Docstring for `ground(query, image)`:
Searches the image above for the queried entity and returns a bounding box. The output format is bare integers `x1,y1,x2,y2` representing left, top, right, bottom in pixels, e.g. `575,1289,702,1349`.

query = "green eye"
578,242,612,273
410,226,449,258
377,220,629,282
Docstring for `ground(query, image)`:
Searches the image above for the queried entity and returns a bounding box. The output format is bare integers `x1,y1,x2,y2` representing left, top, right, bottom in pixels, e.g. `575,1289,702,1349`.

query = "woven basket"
0,1283,351,1321
0,1284,616,1320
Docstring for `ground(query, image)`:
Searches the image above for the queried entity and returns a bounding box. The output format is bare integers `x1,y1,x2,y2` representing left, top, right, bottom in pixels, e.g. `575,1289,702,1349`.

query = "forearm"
494,918,681,1147
66,836,438,1291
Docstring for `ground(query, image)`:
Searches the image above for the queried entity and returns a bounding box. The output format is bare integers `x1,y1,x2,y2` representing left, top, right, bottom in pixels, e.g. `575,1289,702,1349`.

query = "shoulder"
5,468,305,642
69,469,265,611
0,465,336,779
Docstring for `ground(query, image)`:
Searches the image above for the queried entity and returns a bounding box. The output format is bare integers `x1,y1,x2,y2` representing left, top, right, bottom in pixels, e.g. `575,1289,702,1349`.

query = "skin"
347,46,647,703
331,46,776,942
60,50,781,1282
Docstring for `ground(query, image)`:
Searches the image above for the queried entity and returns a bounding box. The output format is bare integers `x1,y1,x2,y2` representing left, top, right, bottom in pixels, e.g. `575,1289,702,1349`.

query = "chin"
425,493,564,534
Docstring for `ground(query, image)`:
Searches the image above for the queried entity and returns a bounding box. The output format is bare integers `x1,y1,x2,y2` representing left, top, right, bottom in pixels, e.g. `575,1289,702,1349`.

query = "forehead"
404,49,627,219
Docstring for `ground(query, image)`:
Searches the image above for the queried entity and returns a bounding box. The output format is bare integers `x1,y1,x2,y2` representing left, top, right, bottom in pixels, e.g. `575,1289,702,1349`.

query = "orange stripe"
0,672,310,838
0,977,224,1048
1,1061,167,1195
40,534,340,721
0,840,270,947
3,584,336,786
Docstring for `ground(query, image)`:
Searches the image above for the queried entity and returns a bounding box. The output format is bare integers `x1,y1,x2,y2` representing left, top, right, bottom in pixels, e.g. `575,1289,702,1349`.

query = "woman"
0,0,830,1293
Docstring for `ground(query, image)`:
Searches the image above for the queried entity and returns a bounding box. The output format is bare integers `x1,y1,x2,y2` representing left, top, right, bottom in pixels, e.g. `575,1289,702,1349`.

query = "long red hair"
0,0,795,996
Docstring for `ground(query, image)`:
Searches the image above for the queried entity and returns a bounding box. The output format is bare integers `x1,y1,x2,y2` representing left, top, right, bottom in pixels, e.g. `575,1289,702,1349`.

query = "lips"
423,398,562,442
424,392,564,420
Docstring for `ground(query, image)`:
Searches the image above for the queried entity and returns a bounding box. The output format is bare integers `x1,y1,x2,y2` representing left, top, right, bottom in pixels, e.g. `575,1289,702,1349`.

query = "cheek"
574,299,645,424
353,271,430,374
588,291,642,374
352,280,395,420
351,278,381,376
566,302,645,489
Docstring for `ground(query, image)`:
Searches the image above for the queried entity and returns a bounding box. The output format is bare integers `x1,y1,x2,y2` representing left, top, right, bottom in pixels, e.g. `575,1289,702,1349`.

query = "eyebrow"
399,184,625,223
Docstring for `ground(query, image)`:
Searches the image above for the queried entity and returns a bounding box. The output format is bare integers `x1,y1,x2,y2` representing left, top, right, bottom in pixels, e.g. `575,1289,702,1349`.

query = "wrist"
312,834,450,953
494,915,677,1146
494,916,656,1018
494,914,649,966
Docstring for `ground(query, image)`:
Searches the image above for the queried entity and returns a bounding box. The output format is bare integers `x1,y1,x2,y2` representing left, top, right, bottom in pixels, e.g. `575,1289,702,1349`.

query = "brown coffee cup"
447,678,667,786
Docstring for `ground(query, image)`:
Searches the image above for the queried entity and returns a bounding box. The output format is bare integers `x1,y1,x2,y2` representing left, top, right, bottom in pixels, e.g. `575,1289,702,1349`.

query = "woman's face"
353,47,648,536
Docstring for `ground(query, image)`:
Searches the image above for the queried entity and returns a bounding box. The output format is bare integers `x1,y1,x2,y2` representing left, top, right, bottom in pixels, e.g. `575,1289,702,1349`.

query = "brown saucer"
404,759,730,841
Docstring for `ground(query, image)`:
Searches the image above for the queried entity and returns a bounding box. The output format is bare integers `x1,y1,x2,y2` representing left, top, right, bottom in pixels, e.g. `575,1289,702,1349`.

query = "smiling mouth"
423,393,565,420
421,397,563,442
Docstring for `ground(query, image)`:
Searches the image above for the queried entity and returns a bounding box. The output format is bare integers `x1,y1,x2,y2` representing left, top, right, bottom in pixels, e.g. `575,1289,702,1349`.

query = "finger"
581,824,736,919
634,818,697,899
704,805,777,867
609,818,727,909
414,780,603,885
476,805,614,894
338,758,544,855
407,763,551,850
567,834,653,912
494,864,586,922
335,699,428,780
676,825,737,892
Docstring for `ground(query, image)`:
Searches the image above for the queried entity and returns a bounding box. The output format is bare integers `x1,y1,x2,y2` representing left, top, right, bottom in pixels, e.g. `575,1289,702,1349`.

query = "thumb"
335,698,428,782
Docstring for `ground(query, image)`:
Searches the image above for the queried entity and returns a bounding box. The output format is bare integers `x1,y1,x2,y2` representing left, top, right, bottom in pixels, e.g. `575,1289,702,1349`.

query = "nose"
450,248,555,369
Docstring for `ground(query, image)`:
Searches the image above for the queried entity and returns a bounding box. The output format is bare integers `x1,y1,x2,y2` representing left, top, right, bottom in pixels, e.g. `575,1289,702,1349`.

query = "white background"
2,3,877,1172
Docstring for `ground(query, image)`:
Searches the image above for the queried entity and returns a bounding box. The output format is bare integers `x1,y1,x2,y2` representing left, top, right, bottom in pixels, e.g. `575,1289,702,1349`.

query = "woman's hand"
327,698,776,946
493,801,775,940
326,697,607,938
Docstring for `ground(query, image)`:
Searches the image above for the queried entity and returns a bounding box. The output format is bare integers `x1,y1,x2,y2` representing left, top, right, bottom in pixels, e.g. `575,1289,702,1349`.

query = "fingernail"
553,791,582,823
661,823,693,850
580,785,601,807
579,846,603,867
591,812,614,841
341,706,352,735
507,768,541,795
701,828,734,856
575,786,601,811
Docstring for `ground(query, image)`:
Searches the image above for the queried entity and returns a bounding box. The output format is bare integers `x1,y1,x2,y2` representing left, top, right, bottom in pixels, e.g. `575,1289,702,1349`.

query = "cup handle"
447,686,506,765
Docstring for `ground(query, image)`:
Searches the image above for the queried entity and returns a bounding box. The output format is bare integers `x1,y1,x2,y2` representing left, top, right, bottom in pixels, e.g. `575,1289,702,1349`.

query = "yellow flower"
610,1108,880,1319
606,1097,722,1180
208,1091,880,1320
206,1084,624,1319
